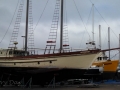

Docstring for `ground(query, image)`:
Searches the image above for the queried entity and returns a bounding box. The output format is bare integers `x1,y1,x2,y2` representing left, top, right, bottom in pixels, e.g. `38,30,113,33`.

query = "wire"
0,0,20,45
86,6,92,26
73,0,91,48
110,51,119,59
28,0,49,40
89,0,119,39
73,0,91,38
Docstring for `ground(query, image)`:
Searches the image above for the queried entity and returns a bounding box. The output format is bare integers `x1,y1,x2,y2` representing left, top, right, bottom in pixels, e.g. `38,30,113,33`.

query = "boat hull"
92,60,119,79
0,52,103,84
102,71,117,79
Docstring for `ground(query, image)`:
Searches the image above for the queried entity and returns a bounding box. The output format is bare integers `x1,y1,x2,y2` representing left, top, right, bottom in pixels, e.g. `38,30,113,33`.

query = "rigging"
8,0,24,49
28,0,49,41
73,0,91,39
89,0,118,39
0,0,20,45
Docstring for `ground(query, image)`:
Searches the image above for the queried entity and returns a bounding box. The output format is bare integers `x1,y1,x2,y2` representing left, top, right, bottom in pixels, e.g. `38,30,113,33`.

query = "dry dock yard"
0,79,120,90
0,84,120,90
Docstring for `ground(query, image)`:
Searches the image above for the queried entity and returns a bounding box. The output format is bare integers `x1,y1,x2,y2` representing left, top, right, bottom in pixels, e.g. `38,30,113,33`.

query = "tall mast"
92,4,94,42
60,0,64,53
99,25,101,49
25,0,29,55
119,34,120,61
108,27,110,60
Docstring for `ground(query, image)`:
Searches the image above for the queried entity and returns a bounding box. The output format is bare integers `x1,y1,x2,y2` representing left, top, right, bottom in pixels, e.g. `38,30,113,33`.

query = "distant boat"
92,59,119,80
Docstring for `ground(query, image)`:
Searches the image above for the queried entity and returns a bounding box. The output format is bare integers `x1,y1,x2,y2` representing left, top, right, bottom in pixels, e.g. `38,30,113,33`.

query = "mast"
108,27,110,60
60,0,64,53
99,25,101,49
25,0,29,55
92,4,94,42
119,34,120,61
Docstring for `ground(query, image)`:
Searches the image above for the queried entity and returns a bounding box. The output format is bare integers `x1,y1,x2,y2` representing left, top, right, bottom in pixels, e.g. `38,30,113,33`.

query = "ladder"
8,0,24,49
44,0,60,54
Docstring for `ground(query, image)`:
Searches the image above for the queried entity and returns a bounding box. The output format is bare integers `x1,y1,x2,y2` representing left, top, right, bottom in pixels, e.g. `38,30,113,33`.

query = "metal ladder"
44,0,60,54
27,0,35,55
8,0,24,49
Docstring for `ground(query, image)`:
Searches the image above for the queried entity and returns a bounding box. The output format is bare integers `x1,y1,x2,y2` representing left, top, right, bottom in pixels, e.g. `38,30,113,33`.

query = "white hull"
0,52,102,69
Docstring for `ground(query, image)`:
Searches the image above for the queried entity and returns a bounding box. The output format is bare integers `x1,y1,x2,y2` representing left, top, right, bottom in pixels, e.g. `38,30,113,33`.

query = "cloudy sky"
0,0,120,58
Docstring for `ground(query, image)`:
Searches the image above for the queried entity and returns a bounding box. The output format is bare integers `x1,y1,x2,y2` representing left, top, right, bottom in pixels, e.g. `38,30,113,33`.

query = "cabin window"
97,57,100,60
14,51,19,54
9,51,12,55
99,57,102,60
97,57,102,60
13,51,16,54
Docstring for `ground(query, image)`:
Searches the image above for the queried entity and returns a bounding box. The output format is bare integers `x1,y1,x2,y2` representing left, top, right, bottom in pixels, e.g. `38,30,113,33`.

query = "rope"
73,0,91,39
28,0,49,40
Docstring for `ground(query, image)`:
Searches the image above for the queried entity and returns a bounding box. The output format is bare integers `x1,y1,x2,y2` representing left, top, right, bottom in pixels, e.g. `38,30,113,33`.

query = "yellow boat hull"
93,60,119,72
92,60,119,79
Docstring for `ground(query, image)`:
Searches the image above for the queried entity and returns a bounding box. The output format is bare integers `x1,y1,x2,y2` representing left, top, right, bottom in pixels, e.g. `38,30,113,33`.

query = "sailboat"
0,0,119,85
87,4,119,81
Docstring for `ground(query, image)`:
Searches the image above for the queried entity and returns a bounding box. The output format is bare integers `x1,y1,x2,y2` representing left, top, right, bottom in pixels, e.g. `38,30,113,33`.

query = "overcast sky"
0,0,120,58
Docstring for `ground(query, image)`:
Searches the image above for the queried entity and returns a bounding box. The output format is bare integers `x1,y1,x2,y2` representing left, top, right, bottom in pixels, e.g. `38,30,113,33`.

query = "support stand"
47,75,55,88
20,77,24,88
0,74,4,87
20,77,32,88
25,77,32,88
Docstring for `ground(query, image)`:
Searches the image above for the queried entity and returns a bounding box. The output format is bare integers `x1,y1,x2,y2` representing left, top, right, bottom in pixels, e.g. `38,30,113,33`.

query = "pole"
108,27,110,60
25,0,29,55
99,25,101,49
119,34,120,62
92,4,94,42
60,0,63,53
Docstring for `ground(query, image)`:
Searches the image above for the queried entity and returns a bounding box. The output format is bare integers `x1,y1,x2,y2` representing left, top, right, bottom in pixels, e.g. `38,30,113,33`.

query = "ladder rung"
51,25,57,27
50,32,57,33
49,35,57,36
53,16,59,17
51,24,57,25
52,21,58,22
63,38,68,40
50,29,57,30
63,44,69,47
47,41,56,43
46,45,56,46
63,48,70,49
48,38,56,39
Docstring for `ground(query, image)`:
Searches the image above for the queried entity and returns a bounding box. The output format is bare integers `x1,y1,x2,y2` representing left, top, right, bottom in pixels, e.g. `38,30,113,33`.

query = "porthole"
38,62,40,64
50,61,52,64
